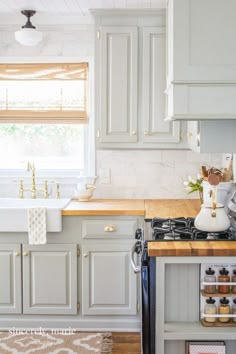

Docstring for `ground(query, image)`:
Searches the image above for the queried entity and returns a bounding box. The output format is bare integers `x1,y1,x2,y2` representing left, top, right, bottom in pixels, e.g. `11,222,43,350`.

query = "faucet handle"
19,180,24,199
44,180,48,199
56,183,60,199
27,161,35,172
49,180,60,199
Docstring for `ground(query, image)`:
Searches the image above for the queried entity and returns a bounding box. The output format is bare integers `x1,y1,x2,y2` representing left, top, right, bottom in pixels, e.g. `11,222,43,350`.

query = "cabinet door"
0,244,21,314
169,0,236,81
82,242,137,315
98,26,138,143
142,27,180,144
23,244,77,315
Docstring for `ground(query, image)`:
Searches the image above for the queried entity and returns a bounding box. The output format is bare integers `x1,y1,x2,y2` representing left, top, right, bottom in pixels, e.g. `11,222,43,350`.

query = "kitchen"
0,1,236,354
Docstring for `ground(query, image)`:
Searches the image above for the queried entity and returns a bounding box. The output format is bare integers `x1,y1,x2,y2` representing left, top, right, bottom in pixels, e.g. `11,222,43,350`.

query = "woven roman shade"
0,63,88,123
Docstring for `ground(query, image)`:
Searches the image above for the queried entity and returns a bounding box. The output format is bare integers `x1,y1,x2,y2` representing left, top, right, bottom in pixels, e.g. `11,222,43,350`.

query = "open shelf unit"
155,256,236,354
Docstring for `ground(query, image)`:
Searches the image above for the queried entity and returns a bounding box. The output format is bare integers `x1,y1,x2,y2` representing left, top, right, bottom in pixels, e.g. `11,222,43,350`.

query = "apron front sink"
0,198,71,232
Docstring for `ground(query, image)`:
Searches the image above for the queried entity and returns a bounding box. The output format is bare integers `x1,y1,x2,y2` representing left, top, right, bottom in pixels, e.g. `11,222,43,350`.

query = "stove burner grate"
151,217,236,241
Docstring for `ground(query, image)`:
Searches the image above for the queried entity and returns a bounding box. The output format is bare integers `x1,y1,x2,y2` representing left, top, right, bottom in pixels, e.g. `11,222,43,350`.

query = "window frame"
0,56,95,178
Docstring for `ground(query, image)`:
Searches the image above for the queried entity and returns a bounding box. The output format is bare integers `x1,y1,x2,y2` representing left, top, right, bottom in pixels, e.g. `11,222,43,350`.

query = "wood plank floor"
111,332,141,354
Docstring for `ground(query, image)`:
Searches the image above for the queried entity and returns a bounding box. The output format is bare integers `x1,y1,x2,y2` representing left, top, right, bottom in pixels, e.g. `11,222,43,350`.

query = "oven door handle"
130,243,141,274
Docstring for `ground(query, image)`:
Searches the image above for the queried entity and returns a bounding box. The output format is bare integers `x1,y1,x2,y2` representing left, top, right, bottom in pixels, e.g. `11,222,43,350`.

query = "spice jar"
232,270,236,294
204,267,216,294
232,299,236,323
218,297,230,323
204,297,217,323
232,298,236,323
218,268,230,294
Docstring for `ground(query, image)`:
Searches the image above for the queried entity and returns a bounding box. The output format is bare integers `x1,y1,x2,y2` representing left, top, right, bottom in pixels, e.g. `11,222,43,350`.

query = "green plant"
183,174,203,203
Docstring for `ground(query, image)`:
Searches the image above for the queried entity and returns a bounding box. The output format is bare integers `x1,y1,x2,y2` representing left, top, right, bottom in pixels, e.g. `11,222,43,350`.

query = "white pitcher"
194,203,230,232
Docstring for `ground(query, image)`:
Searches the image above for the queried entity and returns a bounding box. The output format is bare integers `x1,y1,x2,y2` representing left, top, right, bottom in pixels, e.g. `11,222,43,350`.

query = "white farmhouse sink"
0,198,71,232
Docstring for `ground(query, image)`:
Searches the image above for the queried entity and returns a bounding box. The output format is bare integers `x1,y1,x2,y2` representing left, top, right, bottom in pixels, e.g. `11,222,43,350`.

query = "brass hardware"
56,183,60,199
131,130,136,136
19,162,49,199
19,180,24,199
44,180,48,199
136,302,140,313
14,252,20,257
77,247,80,257
83,253,88,258
97,130,100,139
28,162,37,198
187,132,193,138
23,252,29,256
97,30,100,40
144,131,149,136
211,210,216,217
77,302,80,310
104,225,116,232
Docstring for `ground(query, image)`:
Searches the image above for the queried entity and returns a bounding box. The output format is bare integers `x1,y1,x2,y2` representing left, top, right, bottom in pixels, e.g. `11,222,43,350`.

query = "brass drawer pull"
104,225,116,232
23,252,29,256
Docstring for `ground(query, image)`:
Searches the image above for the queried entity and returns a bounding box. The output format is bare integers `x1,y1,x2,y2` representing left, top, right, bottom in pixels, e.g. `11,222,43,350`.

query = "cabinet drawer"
82,219,137,239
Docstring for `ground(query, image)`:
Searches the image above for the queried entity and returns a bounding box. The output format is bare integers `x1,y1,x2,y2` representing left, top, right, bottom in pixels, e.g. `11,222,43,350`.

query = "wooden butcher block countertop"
63,199,201,217
148,241,236,257
144,199,201,219
62,199,145,216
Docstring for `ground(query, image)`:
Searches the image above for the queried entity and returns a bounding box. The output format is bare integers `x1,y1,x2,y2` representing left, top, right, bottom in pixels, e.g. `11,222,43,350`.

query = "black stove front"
151,217,235,241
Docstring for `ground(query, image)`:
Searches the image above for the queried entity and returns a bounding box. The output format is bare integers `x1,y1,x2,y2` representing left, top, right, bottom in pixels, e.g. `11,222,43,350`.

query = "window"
0,63,91,175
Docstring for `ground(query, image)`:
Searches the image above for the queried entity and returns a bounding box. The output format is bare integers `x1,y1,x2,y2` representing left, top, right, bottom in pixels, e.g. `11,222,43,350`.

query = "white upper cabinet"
99,26,138,143
167,0,236,120
93,10,187,149
142,26,180,144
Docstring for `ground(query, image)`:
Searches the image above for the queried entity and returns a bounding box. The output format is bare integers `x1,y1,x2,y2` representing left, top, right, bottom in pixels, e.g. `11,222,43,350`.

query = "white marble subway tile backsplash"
94,150,225,199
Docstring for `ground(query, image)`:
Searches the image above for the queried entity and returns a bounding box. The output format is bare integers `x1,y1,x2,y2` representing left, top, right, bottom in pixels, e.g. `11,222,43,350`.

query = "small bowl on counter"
73,176,96,201
75,185,96,202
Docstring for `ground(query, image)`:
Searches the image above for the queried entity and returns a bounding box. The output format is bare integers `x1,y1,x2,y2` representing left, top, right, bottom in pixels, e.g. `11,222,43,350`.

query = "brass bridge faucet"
19,162,48,199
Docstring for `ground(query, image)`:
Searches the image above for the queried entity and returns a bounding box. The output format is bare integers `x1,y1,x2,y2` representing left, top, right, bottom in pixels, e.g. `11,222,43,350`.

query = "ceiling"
0,0,166,24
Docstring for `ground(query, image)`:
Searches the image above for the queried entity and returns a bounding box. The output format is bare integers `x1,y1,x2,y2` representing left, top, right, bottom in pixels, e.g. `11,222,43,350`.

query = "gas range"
140,217,236,242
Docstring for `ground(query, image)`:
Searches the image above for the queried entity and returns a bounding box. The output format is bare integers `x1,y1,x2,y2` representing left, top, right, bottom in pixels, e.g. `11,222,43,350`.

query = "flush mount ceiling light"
15,10,42,46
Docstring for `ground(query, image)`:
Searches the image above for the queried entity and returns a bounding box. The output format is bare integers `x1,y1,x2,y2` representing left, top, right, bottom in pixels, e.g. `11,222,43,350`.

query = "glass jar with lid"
204,297,217,323
232,298,236,323
204,267,216,294
218,297,230,323
218,267,230,294
232,270,236,294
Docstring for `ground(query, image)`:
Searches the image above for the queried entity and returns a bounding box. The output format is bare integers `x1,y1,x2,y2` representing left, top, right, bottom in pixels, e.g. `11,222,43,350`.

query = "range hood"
166,0,236,121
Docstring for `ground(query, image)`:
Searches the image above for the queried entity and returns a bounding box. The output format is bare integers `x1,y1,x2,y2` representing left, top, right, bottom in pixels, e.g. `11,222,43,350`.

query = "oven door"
130,241,156,354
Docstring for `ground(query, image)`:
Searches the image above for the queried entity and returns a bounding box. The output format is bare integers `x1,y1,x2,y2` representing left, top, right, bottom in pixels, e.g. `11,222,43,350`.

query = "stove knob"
135,228,142,240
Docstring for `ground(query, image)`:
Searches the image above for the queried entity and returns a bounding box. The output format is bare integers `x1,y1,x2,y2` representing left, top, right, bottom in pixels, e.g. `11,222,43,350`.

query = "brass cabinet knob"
144,131,149,136
23,252,29,256
14,252,20,257
187,132,193,138
131,130,136,136
104,225,116,232
83,253,88,258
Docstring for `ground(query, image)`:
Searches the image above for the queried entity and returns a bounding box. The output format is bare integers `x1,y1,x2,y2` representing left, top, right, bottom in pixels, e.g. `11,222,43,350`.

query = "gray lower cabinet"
82,242,137,315
0,243,77,316
0,244,22,314
23,244,77,315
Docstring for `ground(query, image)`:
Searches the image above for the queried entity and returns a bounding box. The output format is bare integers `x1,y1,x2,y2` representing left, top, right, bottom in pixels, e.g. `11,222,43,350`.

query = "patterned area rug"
0,331,112,354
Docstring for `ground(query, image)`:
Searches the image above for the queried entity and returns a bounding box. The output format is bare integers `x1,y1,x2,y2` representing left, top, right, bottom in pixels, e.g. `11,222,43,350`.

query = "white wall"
0,23,225,199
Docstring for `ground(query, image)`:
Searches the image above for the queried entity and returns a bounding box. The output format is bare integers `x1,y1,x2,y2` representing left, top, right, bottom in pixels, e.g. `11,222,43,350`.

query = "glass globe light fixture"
15,10,42,46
